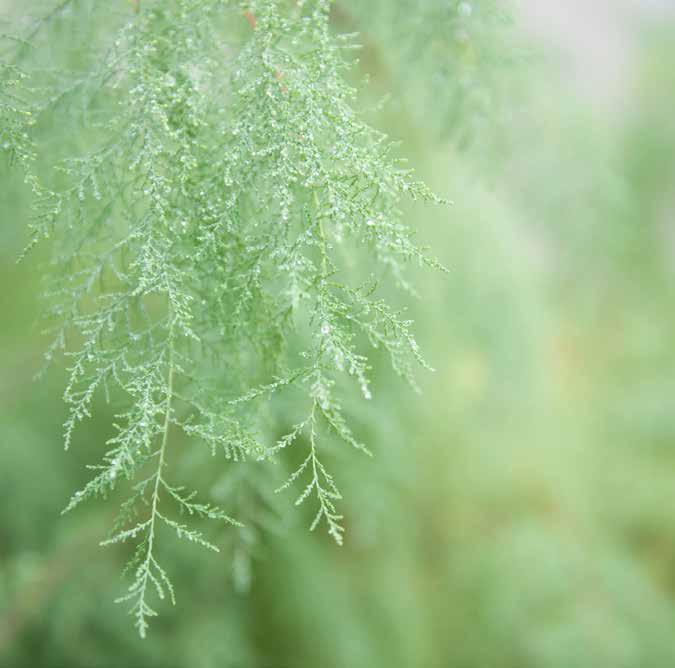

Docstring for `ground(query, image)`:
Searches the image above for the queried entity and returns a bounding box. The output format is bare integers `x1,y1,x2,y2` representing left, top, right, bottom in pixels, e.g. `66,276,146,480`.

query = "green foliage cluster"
2,0,443,635
5,2,675,667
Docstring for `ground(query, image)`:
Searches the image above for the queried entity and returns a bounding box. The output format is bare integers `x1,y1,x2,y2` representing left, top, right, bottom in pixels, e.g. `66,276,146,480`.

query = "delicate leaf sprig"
275,396,346,545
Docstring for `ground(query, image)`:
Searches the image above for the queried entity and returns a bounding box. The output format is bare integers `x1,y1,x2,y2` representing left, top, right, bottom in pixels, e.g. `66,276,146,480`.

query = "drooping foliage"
2,0,443,635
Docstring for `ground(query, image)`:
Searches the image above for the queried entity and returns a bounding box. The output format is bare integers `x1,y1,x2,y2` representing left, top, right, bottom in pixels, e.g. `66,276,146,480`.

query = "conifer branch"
4,0,448,635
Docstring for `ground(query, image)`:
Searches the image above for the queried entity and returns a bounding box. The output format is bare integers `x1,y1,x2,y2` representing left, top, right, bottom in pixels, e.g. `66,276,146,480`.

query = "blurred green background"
2,1,675,666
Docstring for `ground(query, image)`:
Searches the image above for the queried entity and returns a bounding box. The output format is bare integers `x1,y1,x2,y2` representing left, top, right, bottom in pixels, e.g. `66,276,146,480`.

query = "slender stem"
134,321,175,637
147,334,175,556
6,0,75,62
314,190,329,277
